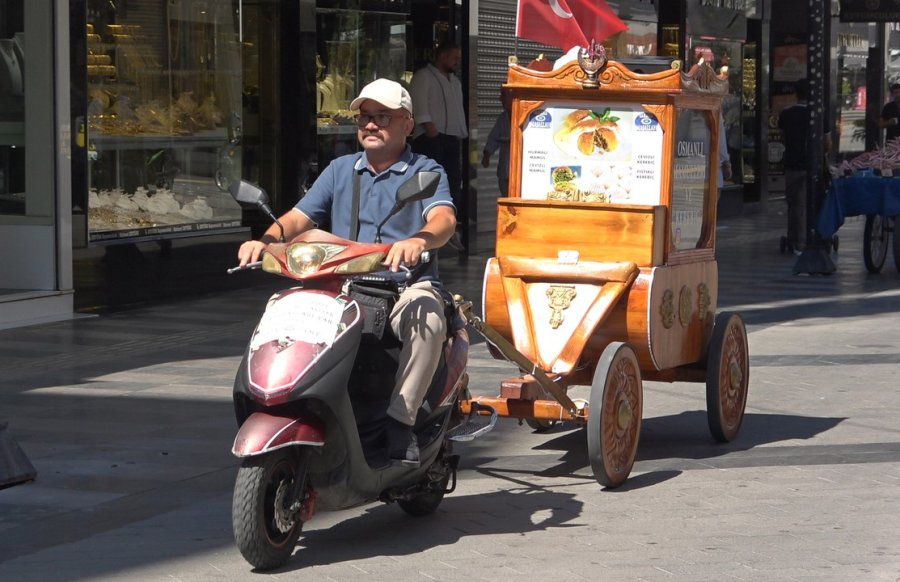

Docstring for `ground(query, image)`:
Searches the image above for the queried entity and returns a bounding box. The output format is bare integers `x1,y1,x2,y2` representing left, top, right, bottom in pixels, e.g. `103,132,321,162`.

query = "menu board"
520,102,664,205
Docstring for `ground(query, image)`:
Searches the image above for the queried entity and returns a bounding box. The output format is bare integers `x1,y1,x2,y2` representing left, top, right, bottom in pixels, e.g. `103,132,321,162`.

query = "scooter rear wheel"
233,450,306,570
397,446,453,517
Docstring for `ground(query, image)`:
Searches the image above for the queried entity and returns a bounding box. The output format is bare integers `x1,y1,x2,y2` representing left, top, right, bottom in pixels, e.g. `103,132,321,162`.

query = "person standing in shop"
778,82,811,255
410,41,468,251
778,80,831,255
878,83,900,143
481,88,512,197
717,112,732,199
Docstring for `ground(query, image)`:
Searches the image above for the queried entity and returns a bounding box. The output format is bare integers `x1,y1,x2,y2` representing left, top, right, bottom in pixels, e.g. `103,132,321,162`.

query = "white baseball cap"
349,78,413,115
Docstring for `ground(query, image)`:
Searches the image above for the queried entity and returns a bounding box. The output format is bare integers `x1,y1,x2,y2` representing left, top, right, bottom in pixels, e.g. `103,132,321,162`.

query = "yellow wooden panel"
496,199,666,267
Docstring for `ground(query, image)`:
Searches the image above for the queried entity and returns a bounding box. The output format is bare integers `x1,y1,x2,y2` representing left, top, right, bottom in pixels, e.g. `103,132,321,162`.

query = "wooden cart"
459,51,750,488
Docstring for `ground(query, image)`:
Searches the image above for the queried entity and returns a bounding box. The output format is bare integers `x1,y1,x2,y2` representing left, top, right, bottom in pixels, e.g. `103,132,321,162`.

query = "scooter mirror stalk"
375,171,441,243
229,180,285,243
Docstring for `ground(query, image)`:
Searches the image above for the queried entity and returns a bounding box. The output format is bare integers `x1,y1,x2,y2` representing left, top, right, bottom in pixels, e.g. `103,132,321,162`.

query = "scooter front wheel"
233,449,307,570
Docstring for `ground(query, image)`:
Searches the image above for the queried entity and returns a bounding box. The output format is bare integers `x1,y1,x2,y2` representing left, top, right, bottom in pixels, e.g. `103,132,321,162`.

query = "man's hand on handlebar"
238,240,268,267
384,238,427,272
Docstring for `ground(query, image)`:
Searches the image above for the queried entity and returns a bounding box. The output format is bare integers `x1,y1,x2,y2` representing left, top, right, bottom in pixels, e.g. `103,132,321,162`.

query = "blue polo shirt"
295,145,455,283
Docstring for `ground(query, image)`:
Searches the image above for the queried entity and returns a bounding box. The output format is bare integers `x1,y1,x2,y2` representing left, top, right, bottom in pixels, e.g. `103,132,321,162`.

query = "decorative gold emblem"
660,289,675,329
576,41,608,89
697,283,711,321
678,285,693,327
547,286,577,329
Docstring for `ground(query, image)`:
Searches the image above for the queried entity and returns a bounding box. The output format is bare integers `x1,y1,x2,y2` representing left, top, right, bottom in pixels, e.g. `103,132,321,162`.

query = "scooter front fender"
232,412,326,457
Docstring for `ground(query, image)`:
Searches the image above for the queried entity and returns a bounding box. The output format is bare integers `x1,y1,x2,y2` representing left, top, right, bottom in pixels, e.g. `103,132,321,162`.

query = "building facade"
0,0,894,328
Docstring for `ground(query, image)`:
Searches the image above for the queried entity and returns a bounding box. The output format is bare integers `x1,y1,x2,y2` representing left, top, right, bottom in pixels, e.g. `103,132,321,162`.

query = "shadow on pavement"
278,487,583,572
479,411,847,485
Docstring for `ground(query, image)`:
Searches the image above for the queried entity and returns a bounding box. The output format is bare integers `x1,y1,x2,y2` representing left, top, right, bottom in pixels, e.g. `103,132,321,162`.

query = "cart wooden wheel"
863,214,889,273
706,312,749,443
587,342,642,488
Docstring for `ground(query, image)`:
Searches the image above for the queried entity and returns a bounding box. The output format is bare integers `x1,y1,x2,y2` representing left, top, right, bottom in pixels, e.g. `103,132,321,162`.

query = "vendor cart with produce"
816,147,900,274
458,49,750,488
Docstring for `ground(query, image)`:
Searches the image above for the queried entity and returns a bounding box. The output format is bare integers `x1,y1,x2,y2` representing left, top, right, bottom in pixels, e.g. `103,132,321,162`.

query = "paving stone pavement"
1,205,899,581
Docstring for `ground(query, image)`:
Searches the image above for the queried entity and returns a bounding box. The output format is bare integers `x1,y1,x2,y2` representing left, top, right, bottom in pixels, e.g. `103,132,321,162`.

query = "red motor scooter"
227,173,496,570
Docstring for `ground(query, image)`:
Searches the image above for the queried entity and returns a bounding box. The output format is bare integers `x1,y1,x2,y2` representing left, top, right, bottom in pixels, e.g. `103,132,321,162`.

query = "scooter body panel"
244,288,361,406
232,412,326,456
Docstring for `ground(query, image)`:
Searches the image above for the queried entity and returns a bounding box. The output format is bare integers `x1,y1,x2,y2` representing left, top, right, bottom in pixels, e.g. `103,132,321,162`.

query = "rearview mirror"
395,171,440,207
374,171,442,243
229,180,285,242
229,180,269,206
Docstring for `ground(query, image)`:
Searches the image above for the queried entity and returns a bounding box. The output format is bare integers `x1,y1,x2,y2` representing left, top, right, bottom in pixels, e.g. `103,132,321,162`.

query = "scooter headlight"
285,243,346,276
334,252,387,274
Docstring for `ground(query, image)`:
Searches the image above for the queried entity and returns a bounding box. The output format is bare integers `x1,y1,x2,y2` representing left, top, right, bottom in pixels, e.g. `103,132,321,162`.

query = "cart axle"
459,397,587,423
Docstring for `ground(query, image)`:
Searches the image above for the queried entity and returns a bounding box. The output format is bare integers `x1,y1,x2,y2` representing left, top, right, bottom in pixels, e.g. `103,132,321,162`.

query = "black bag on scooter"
347,278,400,345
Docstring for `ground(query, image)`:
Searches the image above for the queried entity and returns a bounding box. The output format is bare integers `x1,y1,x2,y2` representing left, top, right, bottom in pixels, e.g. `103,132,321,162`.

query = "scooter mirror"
229,180,285,243
395,171,440,207
374,171,441,244
229,180,269,206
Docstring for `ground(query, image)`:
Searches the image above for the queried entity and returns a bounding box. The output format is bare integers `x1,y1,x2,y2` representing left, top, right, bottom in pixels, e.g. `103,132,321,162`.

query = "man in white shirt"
410,41,468,250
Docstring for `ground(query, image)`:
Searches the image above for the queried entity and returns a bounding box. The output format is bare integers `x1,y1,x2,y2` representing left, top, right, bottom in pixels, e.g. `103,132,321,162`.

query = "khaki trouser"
386,281,447,426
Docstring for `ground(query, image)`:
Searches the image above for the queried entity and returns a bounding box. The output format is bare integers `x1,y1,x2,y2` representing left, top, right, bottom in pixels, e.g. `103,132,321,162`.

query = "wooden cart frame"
459,50,750,487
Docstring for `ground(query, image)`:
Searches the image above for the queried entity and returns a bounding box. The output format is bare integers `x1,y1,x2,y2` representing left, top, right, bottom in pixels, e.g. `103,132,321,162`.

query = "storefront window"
85,0,244,242
315,7,411,168
0,0,25,215
834,23,869,161
606,1,658,58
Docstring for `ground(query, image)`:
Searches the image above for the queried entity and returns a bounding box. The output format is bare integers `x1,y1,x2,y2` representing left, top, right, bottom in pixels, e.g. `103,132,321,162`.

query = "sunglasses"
355,113,406,128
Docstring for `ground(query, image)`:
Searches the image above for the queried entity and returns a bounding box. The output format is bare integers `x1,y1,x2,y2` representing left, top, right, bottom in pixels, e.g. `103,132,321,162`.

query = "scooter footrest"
447,403,498,442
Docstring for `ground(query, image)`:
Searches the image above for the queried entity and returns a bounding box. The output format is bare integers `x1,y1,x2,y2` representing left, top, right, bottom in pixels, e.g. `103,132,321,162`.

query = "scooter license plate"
251,292,345,349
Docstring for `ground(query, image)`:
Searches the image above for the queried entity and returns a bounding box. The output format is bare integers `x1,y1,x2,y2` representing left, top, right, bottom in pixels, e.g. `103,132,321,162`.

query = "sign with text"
519,102,664,205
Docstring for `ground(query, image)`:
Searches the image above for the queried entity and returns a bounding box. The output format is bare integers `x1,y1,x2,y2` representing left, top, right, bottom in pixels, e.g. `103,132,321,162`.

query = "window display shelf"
91,129,229,151
316,125,357,136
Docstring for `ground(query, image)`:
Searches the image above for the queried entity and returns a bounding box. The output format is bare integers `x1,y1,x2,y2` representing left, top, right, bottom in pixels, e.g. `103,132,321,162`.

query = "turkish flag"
516,0,628,52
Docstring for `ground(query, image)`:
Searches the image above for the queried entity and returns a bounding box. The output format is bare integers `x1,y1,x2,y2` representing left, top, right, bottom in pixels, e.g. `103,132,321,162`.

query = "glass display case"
84,0,244,242
315,7,411,169
672,108,712,250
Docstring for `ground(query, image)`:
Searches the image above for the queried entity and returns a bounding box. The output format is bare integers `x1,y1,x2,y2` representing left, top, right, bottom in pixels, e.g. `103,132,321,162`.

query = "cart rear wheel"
587,342,642,488
863,214,889,273
891,217,899,274
706,312,749,443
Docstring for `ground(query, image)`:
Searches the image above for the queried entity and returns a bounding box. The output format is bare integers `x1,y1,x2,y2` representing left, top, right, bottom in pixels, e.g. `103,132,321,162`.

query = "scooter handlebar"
227,261,262,274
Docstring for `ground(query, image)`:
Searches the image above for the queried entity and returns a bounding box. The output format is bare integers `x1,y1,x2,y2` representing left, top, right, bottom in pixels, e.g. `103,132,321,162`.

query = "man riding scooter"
237,78,457,466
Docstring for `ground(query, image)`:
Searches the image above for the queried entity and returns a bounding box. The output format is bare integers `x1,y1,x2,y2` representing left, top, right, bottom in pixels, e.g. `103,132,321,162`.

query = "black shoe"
385,418,420,466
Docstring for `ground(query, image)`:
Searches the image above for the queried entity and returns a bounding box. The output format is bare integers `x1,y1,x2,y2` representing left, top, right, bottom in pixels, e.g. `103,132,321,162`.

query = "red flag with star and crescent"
516,0,628,51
